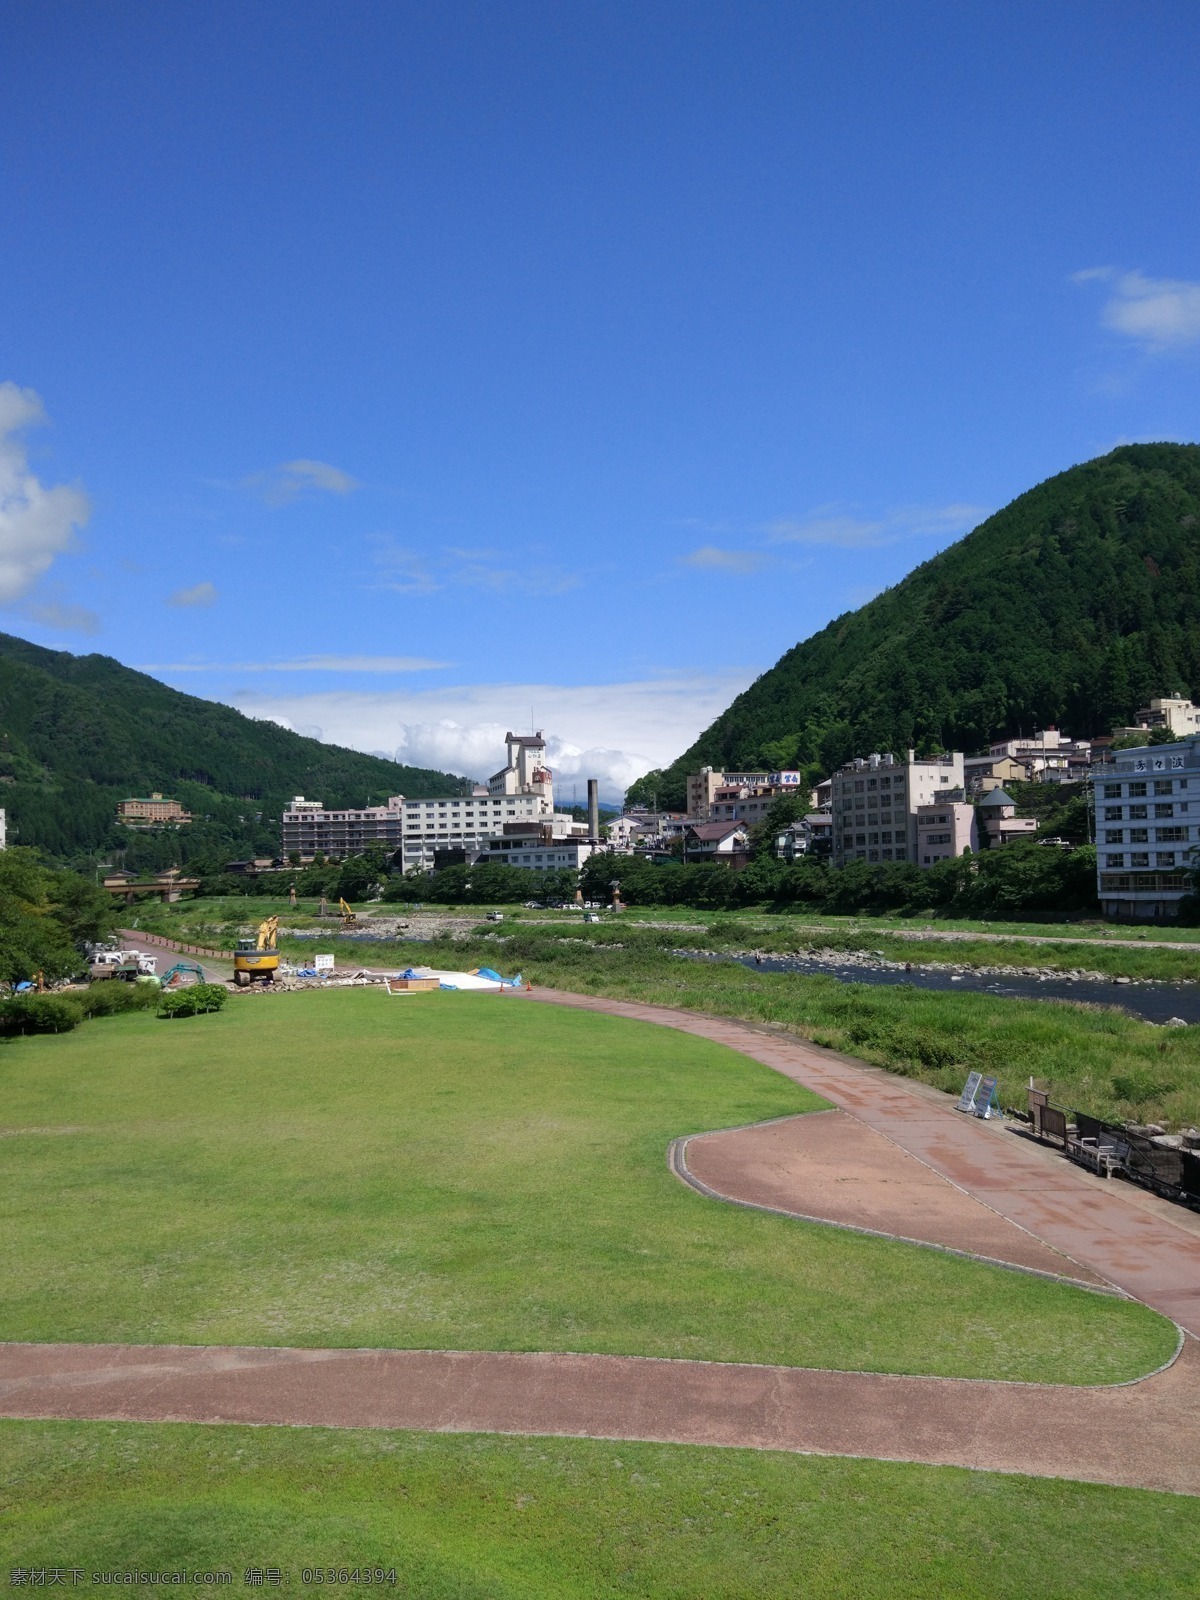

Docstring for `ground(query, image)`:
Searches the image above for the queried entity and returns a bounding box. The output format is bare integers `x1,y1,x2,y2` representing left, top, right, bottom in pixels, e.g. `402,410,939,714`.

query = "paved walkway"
677,1108,1108,1285
529,989,1200,1335
1,1337,1196,1494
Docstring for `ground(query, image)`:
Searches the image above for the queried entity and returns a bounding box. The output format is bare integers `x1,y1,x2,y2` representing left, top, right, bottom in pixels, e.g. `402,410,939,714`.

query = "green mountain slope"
633,443,1200,809
0,634,467,865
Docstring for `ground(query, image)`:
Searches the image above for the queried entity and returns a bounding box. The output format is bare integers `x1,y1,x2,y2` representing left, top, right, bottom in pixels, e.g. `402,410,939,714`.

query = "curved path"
5,986,1200,1494
528,989,1200,1335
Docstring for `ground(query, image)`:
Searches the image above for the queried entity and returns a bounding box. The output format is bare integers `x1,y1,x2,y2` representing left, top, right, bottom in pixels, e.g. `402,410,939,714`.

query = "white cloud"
25,599,100,634
167,580,218,608
0,382,91,603
246,458,360,505
214,672,759,804
368,539,582,598
1075,267,1200,350
138,654,450,673
680,544,767,573
765,501,986,549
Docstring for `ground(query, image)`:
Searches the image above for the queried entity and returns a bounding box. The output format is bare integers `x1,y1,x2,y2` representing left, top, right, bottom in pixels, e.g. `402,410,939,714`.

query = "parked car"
486,911,504,922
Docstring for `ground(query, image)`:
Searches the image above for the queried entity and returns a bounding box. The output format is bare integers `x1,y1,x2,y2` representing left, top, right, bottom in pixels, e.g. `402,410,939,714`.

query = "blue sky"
3,2,1199,799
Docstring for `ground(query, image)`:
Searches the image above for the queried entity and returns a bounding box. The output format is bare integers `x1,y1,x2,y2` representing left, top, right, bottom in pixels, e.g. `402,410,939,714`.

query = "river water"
679,951,1200,1026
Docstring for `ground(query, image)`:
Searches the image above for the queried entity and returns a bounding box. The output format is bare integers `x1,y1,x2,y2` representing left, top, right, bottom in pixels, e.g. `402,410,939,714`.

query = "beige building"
831,750,964,867
116,792,193,826
1114,696,1200,742
915,797,979,867
686,766,807,822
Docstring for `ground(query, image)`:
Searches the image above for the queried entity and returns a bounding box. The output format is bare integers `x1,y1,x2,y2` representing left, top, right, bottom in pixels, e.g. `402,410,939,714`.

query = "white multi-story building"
281,731,591,874
1093,739,1198,920
831,749,964,868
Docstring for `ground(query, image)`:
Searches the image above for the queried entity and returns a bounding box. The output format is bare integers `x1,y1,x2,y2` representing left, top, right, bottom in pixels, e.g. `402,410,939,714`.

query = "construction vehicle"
339,898,358,928
159,961,207,989
233,916,280,987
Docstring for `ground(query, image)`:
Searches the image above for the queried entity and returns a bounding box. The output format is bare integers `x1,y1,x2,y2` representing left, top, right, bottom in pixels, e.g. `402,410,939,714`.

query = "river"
678,950,1200,1025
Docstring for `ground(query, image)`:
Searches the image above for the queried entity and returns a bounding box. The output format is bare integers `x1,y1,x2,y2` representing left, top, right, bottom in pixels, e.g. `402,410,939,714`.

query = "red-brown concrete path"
1,1337,1197,1494
529,989,1200,1336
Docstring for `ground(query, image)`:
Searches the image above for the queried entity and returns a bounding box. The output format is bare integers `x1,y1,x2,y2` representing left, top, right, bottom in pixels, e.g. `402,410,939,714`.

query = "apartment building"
831,749,964,867
1093,739,1199,920
116,792,193,826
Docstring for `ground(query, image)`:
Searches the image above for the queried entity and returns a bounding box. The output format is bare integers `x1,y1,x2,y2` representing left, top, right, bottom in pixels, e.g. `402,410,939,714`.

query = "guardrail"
117,929,228,959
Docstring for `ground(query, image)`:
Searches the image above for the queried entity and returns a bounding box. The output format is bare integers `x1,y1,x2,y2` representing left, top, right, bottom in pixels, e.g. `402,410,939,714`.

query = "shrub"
158,982,228,1019
0,993,85,1034
79,980,159,1018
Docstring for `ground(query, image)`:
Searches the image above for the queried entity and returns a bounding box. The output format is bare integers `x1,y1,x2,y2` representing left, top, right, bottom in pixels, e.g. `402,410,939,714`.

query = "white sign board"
313,954,335,972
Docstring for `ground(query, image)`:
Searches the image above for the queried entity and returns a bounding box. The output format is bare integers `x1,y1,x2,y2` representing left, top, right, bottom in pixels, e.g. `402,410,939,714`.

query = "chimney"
587,778,600,842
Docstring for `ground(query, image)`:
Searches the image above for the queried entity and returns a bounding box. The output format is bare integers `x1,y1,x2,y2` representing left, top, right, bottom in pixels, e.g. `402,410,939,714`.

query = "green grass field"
0,990,1174,1381
5,1420,1199,1598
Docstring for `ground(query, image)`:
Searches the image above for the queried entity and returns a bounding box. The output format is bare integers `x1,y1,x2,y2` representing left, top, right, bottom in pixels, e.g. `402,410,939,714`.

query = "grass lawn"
4,1420,1199,1597
0,990,1174,1381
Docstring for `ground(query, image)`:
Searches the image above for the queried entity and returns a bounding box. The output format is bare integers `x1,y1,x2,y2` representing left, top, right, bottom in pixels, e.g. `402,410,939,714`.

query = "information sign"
956,1071,982,1113
313,953,335,972
974,1074,999,1118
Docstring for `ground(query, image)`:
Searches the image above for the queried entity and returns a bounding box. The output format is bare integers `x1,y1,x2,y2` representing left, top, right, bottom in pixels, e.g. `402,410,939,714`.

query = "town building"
281,730,592,874
116,792,193,826
681,820,750,866
1114,696,1200,742
1092,739,1199,920
915,795,979,866
984,727,1091,783
475,822,596,872
773,812,832,862
0,807,6,849
963,753,1031,794
686,766,805,822
831,750,964,868
976,789,1039,847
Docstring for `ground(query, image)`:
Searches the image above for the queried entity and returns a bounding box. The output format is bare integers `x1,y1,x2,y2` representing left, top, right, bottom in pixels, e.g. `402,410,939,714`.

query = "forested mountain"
630,443,1200,809
0,634,466,867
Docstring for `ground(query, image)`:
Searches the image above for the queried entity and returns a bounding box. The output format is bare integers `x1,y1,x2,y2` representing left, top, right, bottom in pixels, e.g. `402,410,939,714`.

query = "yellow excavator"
233,915,280,987
338,897,358,928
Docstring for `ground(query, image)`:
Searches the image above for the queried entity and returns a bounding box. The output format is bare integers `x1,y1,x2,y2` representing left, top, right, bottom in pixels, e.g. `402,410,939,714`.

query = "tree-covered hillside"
631,444,1200,809
0,634,467,866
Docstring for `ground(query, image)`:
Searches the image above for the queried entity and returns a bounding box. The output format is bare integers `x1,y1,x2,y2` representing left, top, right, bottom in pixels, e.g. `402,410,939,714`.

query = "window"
1130,852,1150,867
881,831,892,844
880,777,891,789
1155,803,1175,818
854,780,865,793
1157,852,1177,867
1106,853,1125,868
855,798,865,810
1104,830,1124,844
1129,804,1148,819
1103,784,1121,798
1104,807,1123,821
894,847,907,860
868,832,879,845
1154,780,1173,795
1128,782,1147,796
855,833,866,846
867,778,877,790
1129,828,1149,843
1157,826,1187,842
